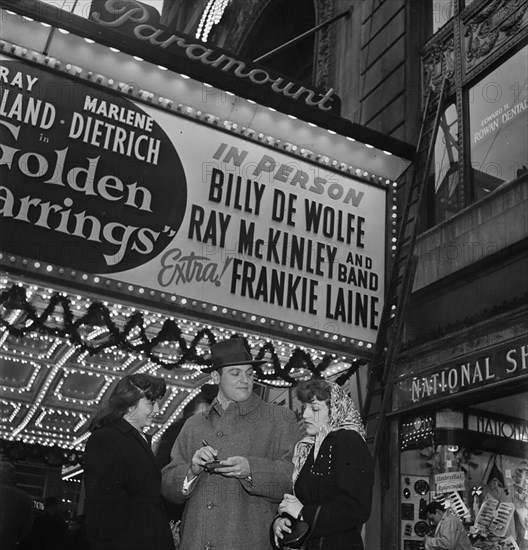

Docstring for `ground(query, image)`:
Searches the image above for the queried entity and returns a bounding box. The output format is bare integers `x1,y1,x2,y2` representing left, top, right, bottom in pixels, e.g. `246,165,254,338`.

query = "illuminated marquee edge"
0,37,400,356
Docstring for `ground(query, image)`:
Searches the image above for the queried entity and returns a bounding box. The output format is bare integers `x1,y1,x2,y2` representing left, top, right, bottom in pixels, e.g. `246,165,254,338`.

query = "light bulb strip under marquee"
0,249,378,354
0,276,357,383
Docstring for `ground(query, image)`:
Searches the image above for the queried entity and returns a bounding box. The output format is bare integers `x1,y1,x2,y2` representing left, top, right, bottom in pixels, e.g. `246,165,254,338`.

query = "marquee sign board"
0,54,387,353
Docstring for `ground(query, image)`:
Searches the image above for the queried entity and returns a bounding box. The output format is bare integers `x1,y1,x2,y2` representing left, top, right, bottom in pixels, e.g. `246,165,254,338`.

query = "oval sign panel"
0,58,187,273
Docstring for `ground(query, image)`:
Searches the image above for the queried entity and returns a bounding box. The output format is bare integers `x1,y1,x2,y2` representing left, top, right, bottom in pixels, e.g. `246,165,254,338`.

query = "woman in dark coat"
84,373,175,550
273,380,374,550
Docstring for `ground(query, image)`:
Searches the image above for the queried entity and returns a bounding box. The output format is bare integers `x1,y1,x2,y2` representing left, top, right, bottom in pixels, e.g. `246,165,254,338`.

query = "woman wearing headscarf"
273,379,374,550
84,373,175,550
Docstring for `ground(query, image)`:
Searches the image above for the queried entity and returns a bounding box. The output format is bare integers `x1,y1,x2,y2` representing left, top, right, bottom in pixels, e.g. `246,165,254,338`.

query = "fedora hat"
202,338,266,373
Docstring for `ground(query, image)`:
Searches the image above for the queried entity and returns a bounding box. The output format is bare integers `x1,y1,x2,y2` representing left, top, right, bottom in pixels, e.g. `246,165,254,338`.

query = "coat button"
216,431,223,437
206,501,214,510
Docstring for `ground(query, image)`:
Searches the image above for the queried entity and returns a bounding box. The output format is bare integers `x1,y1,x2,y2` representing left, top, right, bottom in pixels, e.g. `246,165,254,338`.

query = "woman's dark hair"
296,379,331,406
89,373,167,432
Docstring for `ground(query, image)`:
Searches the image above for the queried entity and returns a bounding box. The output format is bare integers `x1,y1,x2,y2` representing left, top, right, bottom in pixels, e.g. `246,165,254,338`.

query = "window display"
399,395,528,550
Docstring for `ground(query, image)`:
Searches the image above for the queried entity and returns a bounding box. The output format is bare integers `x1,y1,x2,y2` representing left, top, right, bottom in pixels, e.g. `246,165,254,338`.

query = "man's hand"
190,445,219,476
215,456,251,478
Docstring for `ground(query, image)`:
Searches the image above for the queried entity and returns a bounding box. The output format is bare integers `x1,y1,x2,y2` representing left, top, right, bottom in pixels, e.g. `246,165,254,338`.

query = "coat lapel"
116,418,158,469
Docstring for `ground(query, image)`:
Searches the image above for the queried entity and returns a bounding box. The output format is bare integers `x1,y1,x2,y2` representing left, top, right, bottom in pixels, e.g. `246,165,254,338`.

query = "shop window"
399,395,528,550
469,46,528,202
432,103,461,224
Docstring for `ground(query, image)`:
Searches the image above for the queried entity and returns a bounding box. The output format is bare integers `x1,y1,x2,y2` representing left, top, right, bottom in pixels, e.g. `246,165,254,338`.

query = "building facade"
0,1,526,548
209,1,527,547
198,1,528,548
0,0,410,524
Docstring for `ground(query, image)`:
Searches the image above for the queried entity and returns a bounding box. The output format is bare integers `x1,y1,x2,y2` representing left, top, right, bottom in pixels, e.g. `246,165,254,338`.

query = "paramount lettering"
92,0,337,112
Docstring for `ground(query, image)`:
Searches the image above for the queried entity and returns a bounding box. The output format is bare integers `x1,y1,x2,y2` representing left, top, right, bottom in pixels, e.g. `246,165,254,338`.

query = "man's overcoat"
161,393,301,550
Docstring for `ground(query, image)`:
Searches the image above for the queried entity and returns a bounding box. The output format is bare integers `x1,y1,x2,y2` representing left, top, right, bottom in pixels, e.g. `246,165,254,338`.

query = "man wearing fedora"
161,337,301,550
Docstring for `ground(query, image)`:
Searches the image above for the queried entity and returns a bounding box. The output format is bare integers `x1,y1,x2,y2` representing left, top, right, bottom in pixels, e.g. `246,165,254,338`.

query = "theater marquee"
0,55,387,349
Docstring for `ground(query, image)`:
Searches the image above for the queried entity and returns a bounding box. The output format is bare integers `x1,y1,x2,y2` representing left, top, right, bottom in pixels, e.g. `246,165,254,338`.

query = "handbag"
279,516,310,548
279,506,322,550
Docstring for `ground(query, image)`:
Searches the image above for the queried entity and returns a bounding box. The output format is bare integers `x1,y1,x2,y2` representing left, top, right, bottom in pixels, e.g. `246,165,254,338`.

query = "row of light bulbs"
1,274,356,449
3,252,378,351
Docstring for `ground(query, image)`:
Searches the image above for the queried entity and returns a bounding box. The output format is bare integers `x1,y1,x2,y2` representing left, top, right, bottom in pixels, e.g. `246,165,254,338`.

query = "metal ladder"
362,73,449,460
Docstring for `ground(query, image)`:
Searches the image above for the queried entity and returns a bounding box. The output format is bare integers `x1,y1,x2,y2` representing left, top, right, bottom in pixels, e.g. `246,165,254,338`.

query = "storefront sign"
88,0,340,115
467,413,528,443
393,341,528,408
434,471,466,493
0,57,386,344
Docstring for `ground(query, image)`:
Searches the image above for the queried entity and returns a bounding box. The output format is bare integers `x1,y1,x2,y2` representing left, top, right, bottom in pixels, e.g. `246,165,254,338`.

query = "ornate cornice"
423,35,456,93
464,0,528,71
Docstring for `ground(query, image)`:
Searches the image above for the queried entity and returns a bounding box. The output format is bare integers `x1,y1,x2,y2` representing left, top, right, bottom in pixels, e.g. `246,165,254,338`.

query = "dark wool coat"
84,419,175,550
161,393,302,550
295,429,374,550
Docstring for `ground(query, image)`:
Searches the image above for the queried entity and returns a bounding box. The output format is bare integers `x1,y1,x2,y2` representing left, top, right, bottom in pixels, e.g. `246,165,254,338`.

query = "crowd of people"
3,336,473,550
79,337,375,550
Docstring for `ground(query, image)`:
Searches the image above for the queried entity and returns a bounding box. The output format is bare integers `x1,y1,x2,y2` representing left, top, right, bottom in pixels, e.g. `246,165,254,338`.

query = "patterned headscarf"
292,382,365,484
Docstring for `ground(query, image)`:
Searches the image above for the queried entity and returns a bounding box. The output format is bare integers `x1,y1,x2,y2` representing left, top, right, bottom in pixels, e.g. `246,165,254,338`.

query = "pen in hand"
202,439,218,460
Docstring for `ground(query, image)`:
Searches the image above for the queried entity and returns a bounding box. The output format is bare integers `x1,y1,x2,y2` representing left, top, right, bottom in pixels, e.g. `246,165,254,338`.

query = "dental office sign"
394,341,528,408
0,57,386,343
